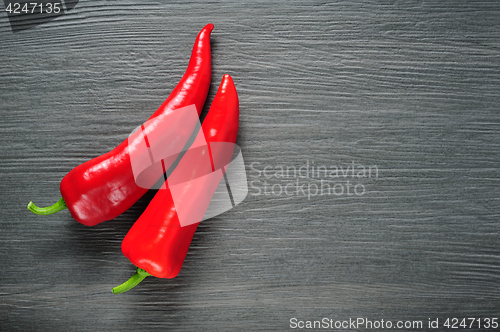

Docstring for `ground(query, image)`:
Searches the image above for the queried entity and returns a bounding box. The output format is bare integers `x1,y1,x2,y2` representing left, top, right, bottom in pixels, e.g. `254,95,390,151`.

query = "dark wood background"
1,1,499,331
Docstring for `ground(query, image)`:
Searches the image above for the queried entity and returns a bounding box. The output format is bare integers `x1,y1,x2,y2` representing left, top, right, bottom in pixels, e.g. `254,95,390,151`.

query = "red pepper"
27,24,214,226
112,74,239,294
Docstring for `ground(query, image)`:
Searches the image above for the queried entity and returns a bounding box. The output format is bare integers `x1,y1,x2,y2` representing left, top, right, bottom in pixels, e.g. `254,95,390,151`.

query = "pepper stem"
112,267,151,294
27,197,67,215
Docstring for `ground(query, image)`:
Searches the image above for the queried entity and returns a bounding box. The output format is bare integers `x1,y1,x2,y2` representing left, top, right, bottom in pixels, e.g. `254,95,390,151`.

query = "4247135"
438,317,498,329
5,2,61,14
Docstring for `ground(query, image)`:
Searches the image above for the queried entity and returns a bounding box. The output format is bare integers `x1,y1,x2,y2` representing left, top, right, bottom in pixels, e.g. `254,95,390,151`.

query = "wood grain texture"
1,1,499,331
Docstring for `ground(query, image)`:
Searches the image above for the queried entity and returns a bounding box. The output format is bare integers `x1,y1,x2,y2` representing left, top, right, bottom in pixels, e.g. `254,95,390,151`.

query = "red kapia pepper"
112,74,239,294
27,24,214,226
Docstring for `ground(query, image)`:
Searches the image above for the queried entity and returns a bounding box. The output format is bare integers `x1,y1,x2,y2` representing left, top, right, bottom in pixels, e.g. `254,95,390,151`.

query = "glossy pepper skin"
121,74,239,280
28,24,214,226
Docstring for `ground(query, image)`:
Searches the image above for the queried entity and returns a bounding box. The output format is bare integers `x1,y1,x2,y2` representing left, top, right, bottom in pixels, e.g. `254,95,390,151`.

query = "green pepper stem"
112,267,151,294
27,197,67,215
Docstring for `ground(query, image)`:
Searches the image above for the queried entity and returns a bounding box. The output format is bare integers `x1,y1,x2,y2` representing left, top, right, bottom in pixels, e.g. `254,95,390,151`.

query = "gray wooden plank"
1,0,499,331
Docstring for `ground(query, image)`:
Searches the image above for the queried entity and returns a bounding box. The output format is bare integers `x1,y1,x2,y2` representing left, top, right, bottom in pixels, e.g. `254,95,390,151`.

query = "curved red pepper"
113,74,239,293
28,24,214,226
